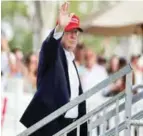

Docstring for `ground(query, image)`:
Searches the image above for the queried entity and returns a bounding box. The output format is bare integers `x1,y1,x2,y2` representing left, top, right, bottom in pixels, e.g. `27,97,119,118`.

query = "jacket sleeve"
38,29,62,77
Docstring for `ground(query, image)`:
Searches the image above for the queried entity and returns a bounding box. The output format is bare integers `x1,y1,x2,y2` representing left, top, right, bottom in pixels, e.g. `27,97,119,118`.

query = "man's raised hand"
57,2,74,30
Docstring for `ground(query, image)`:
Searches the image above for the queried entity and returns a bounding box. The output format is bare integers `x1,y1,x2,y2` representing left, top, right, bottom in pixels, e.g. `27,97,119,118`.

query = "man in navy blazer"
20,2,87,136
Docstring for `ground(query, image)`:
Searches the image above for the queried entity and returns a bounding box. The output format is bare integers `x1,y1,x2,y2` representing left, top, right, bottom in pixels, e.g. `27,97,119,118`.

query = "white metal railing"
53,88,143,136
17,64,143,136
131,120,143,126
100,111,143,136
88,91,143,136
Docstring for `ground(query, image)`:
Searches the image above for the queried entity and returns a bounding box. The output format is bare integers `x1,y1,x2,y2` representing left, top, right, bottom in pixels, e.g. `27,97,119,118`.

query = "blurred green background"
1,1,118,55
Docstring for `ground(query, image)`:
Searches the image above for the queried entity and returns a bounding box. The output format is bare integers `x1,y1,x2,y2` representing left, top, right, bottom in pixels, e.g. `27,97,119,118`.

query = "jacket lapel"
60,47,71,97
73,61,83,95
60,46,83,97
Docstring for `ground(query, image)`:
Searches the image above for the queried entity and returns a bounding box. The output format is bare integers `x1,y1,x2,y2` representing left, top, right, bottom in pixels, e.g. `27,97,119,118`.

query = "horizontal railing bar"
131,120,143,126
89,91,143,129
100,111,143,136
18,64,132,136
132,84,143,91
53,92,125,136
54,90,143,136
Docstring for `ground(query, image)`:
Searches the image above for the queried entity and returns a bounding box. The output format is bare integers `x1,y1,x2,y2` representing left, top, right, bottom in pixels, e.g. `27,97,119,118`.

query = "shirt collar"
64,49,75,61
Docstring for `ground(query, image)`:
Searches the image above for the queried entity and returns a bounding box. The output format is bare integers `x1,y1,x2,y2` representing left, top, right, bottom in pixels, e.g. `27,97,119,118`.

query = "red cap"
56,15,83,32
65,15,83,32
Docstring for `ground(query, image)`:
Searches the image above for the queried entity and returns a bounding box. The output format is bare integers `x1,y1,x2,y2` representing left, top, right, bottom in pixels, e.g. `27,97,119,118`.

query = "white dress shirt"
81,64,109,136
81,64,109,113
53,27,79,119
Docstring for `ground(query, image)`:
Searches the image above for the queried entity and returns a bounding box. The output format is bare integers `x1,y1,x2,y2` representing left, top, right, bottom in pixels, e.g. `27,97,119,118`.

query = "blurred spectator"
119,57,127,69
74,43,86,76
131,55,140,71
81,49,108,112
97,56,107,67
24,53,38,93
2,52,22,91
116,57,127,91
134,55,143,92
137,55,143,72
81,49,109,136
103,57,127,97
107,55,119,75
12,48,27,76
130,55,142,88
1,37,10,76
8,53,23,77
1,37,10,91
12,48,24,61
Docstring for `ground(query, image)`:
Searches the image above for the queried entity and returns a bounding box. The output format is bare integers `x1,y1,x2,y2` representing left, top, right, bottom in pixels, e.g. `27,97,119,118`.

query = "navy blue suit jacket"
20,29,87,136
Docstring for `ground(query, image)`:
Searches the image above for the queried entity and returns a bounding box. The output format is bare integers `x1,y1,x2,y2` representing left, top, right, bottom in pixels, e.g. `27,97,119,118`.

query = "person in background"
81,49,108,95
131,55,140,71
97,56,107,68
8,53,19,77
107,55,119,75
132,55,143,136
115,57,127,92
1,37,10,76
2,52,23,91
81,49,109,136
135,55,143,92
74,43,86,76
103,57,127,97
24,52,38,93
81,48,109,109
1,37,10,91
12,48,26,77
103,55,120,97
81,49,108,108
12,48,24,61
130,55,141,87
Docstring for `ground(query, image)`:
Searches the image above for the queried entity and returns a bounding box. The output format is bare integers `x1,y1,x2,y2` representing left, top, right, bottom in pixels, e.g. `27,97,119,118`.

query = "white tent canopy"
82,1,143,36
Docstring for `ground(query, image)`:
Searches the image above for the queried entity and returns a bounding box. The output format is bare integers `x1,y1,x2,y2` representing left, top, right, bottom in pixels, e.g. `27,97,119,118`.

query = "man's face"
62,29,80,51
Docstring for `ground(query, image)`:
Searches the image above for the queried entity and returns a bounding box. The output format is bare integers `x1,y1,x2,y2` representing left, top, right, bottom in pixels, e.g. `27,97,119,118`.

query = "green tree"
69,1,104,54
1,1,29,21
1,1,32,54
69,1,118,55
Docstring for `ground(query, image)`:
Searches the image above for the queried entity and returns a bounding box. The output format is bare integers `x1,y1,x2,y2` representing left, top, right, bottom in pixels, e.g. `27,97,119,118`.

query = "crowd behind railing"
1,36,143,136
1,37,143,95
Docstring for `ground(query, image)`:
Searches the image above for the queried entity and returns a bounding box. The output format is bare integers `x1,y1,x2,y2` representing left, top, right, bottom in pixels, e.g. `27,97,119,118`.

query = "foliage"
1,1,29,19
80,34,104,54
2,1,118,54
9,28,33,55
69,1,105,54
1,1,32,54
69,1,118,55
69,1,95,19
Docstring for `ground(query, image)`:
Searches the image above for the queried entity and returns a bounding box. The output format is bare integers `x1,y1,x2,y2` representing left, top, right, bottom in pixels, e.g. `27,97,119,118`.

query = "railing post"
125,71,133,136
115,98,119,136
